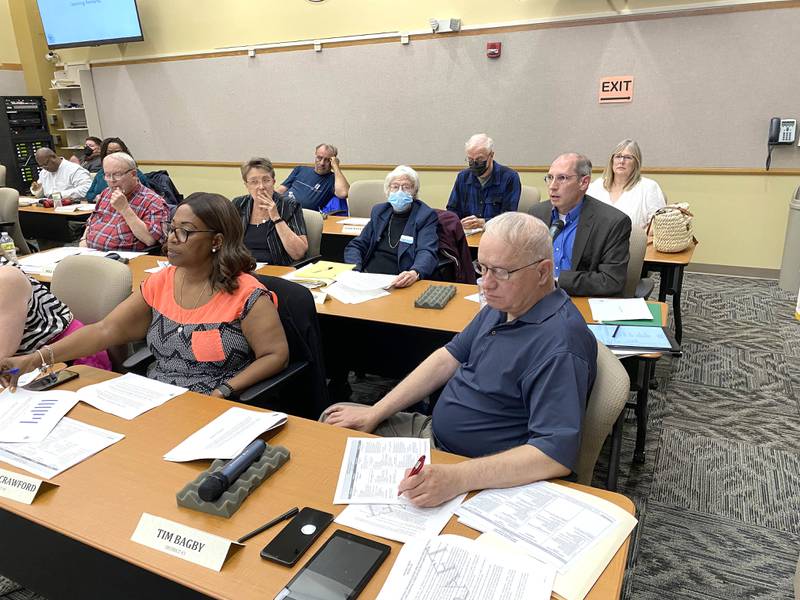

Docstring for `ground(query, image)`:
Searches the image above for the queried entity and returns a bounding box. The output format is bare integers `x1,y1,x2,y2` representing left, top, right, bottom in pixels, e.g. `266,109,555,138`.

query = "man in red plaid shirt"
80,152,169,251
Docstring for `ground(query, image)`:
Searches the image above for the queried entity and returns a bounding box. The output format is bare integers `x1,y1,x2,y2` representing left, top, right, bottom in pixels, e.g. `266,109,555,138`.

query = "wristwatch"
272,217,284,225
217,382,235,399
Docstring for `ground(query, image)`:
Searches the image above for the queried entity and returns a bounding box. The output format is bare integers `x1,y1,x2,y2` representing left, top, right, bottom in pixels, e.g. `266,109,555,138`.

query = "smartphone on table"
261,507,334,567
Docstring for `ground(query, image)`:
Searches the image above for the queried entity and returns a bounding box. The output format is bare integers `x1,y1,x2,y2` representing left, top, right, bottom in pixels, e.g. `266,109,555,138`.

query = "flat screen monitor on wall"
37,0,144,49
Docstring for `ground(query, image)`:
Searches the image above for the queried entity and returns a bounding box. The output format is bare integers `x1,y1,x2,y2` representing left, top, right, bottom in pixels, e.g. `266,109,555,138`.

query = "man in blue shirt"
324,212,597,508
446,133,521,230
277,143,350,210
530,153,630,297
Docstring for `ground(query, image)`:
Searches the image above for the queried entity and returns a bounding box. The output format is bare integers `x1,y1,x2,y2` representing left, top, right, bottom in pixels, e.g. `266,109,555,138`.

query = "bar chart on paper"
0,389,80,443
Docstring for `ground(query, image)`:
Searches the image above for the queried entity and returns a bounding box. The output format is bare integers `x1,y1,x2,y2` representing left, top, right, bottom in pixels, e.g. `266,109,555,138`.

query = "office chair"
51,255,133,369
625,225,655,298
346,180,384,217
0,187,31,256
433,209,476,284
0,164,6,187
122,276,329,419
516,185,541,214
575,341,630,491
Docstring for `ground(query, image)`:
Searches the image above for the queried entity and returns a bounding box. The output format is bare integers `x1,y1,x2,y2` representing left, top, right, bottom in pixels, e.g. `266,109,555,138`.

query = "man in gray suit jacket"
529,153,631,297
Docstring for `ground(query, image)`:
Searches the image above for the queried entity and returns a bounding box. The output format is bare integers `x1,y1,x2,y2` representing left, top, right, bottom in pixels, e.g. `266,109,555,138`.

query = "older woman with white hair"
587,139,666,229
343,165,439,287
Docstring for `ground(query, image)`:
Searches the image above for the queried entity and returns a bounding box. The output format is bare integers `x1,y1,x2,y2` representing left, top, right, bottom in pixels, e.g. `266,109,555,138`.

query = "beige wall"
56,0,730,63
141,163,798,271
11,0,797,271
0,0,20,63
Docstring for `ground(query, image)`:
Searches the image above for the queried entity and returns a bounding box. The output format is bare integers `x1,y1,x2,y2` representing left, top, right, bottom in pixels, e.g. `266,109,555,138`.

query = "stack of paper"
77,373,186,420
588,298,653,322
16,247,147,275
163,407,287,462
0,388,80,443
283,260,355,286
326,270,394,304
455,481,638,600
332,437,466,544
376,534,555,600
338,217,370,226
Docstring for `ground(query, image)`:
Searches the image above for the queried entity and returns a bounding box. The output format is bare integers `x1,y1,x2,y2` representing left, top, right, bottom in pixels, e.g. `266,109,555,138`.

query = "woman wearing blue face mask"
343,165,439,288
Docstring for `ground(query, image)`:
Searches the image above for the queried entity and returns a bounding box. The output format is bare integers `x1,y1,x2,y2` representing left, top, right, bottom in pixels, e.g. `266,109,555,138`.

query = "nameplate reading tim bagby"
0,468,56,504
131,513,243,571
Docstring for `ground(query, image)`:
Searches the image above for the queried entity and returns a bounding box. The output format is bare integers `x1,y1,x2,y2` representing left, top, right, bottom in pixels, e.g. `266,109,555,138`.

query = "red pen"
398,455,426,496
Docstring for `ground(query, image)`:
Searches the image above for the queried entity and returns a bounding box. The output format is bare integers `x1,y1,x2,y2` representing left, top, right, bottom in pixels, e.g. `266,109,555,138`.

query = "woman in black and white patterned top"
0,255,110,369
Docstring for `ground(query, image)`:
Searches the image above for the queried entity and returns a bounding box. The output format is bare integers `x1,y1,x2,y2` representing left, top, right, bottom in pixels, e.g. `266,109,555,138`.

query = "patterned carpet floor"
2,272,798,599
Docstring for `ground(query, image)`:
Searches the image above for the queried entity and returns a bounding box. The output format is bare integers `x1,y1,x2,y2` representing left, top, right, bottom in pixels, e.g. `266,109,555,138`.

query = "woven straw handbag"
647,203,697,253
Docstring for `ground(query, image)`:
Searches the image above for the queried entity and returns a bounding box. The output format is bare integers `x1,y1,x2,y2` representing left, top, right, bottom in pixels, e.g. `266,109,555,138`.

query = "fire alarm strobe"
487,42,501,58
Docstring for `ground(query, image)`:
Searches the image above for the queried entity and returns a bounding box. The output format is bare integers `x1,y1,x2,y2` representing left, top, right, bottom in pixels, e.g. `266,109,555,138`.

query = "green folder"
600,303,661,327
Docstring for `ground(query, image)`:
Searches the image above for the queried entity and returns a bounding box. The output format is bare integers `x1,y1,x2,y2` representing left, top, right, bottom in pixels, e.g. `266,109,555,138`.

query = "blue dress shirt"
552,200,584,279
446,161,521,221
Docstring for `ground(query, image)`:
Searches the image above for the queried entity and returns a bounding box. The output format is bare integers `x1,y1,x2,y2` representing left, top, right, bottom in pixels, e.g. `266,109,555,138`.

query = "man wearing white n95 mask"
325,212,596,507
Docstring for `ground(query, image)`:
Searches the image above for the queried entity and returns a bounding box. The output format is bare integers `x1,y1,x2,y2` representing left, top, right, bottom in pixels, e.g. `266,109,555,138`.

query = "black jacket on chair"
529,195,631,297
256,275,330,419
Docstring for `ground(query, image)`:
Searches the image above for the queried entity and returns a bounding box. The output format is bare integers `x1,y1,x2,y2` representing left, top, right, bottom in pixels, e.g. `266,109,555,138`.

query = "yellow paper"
290,261,355,283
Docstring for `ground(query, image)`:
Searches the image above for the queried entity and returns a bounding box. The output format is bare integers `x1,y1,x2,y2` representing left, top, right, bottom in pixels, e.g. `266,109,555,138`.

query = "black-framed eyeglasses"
473,258,546,281
165,223,216,243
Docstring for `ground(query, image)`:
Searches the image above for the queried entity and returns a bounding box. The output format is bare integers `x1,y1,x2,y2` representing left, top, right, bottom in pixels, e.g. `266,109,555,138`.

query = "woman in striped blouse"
0,256,110,369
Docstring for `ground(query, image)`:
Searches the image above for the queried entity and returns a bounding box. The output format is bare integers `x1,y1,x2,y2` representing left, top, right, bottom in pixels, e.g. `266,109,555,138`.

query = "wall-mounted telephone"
769,117,796,144
766,117,796,170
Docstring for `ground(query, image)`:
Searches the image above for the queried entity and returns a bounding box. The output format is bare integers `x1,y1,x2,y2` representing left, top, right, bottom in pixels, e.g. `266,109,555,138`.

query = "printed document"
588,298,652,322
456,482,637,600
77,373,186,420
333,437,430,504
325,281,390,304
0,387,79,443
334,493,465,543
0,417,124,479
376,534,555,600
163,407,287,462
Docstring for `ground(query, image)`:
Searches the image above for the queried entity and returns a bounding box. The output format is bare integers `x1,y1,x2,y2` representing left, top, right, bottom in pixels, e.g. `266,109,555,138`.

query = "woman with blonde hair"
587,139,666,229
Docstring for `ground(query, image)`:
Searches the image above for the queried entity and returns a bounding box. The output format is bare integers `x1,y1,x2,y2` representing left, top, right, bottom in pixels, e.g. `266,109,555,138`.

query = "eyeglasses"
473,258,545,281
104,169,134,181
246,177,273,186
165,223,216,243
543,174,579,185
388,182,414,192
613,154,635,162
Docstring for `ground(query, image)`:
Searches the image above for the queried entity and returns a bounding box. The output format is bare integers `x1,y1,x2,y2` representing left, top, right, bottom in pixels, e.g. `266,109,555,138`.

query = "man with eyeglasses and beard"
529,152,631,297
446,133,521,231
324,212,596,508
80,152,170,251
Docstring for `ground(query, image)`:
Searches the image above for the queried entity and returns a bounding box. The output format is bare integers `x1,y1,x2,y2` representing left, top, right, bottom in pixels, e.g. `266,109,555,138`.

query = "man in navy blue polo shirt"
324,212,597,508
446,133,521,231
277,143,350,210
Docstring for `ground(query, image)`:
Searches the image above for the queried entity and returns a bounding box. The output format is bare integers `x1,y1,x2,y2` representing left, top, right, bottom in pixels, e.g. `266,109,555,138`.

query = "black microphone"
198,439,266,502
549,219,565,240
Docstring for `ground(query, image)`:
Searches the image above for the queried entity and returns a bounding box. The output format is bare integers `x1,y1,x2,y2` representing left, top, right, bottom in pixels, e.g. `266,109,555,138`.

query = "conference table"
18,203,93,244
642,242,695,345
31,252,668,473
0,366,634,600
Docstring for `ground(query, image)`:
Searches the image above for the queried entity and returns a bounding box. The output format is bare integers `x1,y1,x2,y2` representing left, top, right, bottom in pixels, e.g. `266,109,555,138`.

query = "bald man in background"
30,147,92,199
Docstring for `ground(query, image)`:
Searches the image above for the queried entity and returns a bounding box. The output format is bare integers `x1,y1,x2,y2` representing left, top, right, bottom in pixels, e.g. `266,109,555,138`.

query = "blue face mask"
388,190,413,213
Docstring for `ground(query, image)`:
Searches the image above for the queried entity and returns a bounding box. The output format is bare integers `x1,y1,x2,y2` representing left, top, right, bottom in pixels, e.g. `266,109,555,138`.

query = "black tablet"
587,324,682,354
274,530,390,600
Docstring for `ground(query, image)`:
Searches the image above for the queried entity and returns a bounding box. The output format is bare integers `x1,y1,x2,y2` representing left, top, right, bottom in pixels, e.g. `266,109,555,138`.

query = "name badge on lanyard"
400,235,414,244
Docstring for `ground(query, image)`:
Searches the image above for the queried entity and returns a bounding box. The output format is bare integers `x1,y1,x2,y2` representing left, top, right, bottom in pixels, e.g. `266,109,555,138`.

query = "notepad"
598,302,662,327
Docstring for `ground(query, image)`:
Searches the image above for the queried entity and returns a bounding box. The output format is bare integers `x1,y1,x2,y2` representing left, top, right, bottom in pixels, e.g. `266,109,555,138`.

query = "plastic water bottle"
0,231,16,262
476,277,487,309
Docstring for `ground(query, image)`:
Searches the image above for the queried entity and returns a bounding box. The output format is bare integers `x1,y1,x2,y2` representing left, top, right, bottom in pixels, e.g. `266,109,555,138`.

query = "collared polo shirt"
552,199,584,279
432,288,597,470
446,161,521,221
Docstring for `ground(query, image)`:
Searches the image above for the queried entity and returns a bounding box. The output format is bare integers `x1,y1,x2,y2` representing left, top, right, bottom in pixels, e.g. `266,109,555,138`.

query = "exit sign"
598,76,634,103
